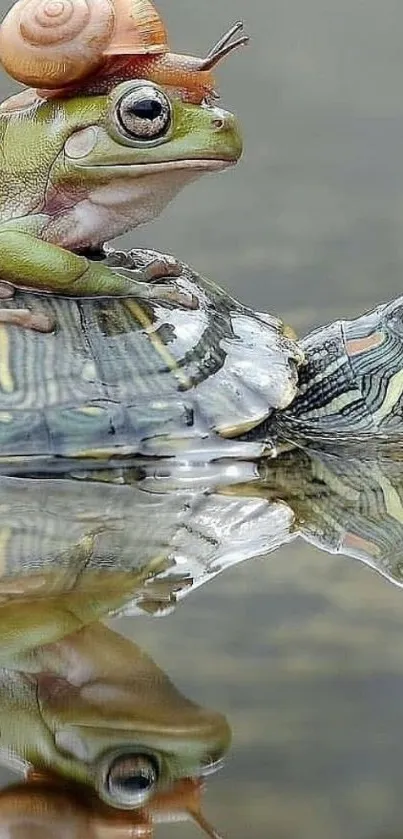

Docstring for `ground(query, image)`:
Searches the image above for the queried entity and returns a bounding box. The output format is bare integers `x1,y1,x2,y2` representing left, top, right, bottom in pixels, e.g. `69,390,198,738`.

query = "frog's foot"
104,248,182,280
0,306,55,333
137,256,198,309
103,249,197,310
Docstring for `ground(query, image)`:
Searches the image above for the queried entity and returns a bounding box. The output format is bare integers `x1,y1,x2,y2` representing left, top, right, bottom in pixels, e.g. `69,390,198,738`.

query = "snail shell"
0,0,168,89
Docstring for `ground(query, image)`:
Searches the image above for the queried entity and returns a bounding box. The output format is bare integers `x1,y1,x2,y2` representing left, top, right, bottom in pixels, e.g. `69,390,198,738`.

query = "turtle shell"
0,249,303,474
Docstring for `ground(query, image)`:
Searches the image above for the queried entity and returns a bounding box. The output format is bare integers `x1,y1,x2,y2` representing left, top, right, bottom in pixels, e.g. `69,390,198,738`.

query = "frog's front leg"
0,229,193,329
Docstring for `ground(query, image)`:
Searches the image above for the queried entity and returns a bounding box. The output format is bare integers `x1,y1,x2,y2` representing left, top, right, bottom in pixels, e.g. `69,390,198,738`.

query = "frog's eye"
97,750,160,809
116,83,172,142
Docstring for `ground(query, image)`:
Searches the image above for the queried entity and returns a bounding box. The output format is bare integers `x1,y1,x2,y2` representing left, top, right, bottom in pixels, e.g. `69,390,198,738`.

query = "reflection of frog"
0,619,230,809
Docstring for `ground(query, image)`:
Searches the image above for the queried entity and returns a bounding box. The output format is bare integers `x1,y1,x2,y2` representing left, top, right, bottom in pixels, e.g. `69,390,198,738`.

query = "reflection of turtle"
134,448,403,603
0,444,401,616
257,448,403,588
0,464,293,612
134,447,403,602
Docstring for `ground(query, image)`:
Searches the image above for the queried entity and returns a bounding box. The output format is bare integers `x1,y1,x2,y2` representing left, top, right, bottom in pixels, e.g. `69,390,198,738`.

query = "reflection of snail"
0,775,222,839
0,0,248,102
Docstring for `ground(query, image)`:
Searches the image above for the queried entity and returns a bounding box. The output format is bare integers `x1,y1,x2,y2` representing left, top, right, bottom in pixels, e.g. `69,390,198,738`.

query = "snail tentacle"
200,22,249,71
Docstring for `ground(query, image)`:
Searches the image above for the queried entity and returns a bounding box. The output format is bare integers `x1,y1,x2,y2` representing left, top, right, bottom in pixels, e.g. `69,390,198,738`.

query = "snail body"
0,0,248,103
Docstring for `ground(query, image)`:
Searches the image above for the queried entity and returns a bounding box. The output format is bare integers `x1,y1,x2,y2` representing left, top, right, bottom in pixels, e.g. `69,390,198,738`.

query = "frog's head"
0,79,243,249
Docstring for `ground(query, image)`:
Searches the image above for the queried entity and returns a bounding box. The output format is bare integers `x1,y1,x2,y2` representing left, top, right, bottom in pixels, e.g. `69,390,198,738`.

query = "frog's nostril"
211,117,225,129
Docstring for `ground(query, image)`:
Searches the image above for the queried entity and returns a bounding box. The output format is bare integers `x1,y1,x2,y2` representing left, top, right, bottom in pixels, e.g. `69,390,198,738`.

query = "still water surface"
1,1,403,837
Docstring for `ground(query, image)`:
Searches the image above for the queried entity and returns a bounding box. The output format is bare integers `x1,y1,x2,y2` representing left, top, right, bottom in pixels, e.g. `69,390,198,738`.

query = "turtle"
0,247,304,474
2,245,403,472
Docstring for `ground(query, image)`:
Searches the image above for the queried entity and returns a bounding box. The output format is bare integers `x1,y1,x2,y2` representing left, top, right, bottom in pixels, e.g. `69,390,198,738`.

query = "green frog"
0,84,241,325
0,603,230,810
0,0,245,331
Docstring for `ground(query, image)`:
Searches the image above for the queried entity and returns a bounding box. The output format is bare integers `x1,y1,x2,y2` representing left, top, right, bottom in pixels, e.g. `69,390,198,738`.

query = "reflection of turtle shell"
0,465,294,614
271,296,403,452
2,444,403,616
0,250,302,474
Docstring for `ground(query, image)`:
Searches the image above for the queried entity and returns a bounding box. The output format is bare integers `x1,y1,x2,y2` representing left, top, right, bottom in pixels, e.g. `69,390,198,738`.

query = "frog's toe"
143,284,198,309
125,281,198,310
0,282,15,299
144,255,183,282
0,308,55,332
105,248,183,284
122,248,182,281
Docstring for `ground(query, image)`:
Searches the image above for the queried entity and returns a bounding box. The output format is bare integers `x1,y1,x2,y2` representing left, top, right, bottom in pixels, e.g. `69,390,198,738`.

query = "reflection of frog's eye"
116,84,172,141
100,752,160,808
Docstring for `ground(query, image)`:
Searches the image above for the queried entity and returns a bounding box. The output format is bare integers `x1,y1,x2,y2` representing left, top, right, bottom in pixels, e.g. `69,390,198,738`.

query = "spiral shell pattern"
0,0,116,87
20,0,91,47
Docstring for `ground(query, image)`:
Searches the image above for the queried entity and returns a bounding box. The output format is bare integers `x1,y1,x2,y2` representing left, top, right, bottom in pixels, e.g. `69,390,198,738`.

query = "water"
1,1,403,837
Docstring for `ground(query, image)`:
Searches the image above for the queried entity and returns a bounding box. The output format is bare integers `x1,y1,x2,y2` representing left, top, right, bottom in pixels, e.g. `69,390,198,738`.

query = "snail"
0,0,248,103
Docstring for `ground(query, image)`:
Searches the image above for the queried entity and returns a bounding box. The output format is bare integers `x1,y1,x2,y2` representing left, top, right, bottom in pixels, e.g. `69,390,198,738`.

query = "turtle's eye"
116,83,172,141
99,752,160,808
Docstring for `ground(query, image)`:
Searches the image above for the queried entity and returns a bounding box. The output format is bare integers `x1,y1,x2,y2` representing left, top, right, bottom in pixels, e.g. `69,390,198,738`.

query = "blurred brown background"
2,2,403,837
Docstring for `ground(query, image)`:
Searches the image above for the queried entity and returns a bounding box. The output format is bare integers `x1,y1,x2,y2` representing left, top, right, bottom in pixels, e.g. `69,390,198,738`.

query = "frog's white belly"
46,170,202,249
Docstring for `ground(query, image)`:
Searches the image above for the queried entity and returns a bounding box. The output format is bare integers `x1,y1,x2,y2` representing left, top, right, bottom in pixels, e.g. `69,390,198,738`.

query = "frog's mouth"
79,159,236,175
57,158,237,248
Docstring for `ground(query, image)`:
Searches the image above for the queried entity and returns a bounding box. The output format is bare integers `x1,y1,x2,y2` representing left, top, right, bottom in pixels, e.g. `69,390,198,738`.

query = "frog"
0,592,230,810
0,79,242,331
